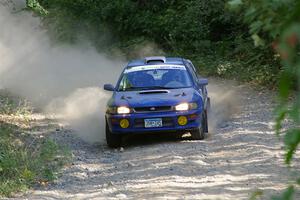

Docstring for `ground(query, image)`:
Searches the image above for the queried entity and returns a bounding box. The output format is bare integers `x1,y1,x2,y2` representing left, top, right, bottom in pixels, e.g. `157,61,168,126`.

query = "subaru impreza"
104,56,210,147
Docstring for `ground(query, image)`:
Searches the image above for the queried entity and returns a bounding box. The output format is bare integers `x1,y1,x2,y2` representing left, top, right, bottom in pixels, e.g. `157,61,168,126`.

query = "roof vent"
145,56,166,64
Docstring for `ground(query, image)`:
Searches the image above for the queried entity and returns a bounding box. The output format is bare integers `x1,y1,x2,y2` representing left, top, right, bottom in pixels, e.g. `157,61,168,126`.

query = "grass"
0,91,33,116
0,93,71,197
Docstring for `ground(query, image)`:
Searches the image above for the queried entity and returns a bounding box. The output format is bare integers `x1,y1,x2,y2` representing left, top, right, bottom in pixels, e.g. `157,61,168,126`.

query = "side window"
187,61,206,98
119,75,132,91
186,62,198,82
189,62,199,78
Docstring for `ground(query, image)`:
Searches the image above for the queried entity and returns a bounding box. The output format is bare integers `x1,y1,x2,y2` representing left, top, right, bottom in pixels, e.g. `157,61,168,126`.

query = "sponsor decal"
124,65,186,73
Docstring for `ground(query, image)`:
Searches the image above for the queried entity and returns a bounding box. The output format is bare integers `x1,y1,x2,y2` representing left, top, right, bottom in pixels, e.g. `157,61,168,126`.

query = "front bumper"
106,109,202,134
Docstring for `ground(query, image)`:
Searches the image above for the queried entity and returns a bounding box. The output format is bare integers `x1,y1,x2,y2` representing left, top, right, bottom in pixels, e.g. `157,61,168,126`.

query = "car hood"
110,88,202,107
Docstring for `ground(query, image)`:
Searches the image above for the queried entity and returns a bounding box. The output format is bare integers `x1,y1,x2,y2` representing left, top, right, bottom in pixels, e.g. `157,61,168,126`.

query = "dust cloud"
0,3,123,143
207,79,241,131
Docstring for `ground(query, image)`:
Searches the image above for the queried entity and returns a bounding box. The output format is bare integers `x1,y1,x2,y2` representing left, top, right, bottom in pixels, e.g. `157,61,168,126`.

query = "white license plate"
144,118,163,128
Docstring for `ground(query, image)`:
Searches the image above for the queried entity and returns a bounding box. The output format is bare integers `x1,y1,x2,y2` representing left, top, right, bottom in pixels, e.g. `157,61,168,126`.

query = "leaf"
297,178,300,185
250,190,263,200
22,168,34,181
250,21,264,34
244,6,257,22
275,107,287,135
288,103,300,123
278,71,292,101
228,0,243,10
284,129,300,164
26,0,49,16
271,186,294,200
251,34,265,47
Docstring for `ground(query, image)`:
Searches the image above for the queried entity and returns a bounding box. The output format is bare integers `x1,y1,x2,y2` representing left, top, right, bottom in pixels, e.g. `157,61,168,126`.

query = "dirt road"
23,79,298,200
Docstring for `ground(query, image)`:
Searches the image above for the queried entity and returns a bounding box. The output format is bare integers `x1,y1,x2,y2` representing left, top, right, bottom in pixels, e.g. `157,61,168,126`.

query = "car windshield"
118,65,193,91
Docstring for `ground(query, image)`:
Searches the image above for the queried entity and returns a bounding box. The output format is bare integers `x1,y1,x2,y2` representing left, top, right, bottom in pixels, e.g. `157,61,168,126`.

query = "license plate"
144,118,163,128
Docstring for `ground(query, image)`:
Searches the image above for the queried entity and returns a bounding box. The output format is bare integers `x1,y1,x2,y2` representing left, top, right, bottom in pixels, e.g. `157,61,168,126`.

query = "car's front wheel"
106,121,122,148
190,126,205,140
203,110,208,133
191,113,206,140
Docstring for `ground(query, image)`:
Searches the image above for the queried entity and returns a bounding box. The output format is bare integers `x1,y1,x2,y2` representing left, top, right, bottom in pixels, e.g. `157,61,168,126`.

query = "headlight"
107,106,131,114
107,107,117,114
175,103,198,111
117,106,131,114
175,103,189,111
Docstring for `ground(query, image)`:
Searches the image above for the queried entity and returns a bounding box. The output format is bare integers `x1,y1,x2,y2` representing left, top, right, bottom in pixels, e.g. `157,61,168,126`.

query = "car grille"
133,106,172,113
134,117,174,128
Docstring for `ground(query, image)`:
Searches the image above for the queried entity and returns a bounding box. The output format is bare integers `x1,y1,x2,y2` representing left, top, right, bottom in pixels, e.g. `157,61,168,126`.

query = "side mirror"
198,78,208,86
104,84,115,91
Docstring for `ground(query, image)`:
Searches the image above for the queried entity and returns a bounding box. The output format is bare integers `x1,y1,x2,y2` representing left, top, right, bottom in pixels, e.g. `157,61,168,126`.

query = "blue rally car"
104,56,210,147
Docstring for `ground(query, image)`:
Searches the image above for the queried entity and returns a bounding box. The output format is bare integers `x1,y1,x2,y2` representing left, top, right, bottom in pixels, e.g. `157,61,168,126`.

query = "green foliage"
26,0,48,16
229,0,300,163
284,129,300,164
277,24,300,165
272,186,295,200
0,123,71,197
34,0,280,86
229,0,300,199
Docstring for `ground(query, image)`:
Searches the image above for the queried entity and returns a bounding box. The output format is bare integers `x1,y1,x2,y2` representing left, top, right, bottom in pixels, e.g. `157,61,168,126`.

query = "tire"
191,113,206,140
191,126,205,140
207,97,211,113
203,97,210,133
106,121,122,148
203,110,208,133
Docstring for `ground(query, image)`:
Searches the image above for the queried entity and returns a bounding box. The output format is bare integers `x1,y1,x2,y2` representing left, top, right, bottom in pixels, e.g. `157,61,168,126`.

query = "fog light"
189,114,198,120
178,116,188,126
111,118,119,125
120,119,129,128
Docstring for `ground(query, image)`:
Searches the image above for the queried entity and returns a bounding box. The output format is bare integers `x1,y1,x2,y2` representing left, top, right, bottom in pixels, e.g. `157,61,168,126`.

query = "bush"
34,0,280,86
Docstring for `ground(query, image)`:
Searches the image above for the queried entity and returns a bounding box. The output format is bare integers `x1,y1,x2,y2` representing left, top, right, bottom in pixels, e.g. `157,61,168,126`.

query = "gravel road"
22,79,299,200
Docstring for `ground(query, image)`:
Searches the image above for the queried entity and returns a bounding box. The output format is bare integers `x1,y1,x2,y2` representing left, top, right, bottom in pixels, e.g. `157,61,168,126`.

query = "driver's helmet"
172,70,183,82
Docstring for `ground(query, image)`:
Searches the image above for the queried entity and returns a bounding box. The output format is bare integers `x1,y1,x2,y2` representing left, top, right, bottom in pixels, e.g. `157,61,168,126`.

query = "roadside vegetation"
30,0,281,86
233,1,300,199
0,92,71,197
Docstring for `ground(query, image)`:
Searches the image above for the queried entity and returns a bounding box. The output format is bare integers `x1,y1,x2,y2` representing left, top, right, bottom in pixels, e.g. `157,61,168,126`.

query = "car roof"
127,56,185,68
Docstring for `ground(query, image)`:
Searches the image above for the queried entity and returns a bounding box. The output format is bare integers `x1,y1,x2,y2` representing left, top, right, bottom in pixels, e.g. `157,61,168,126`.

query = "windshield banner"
124,65,186,73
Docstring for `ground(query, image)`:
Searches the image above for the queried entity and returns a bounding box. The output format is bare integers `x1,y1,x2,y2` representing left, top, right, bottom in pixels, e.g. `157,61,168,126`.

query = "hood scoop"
139,90,169,95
